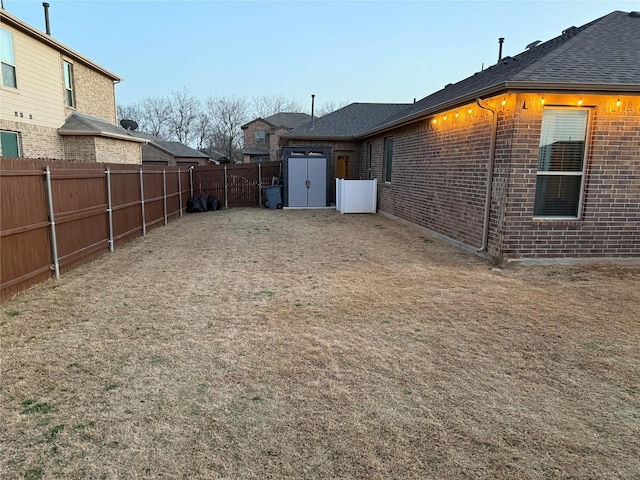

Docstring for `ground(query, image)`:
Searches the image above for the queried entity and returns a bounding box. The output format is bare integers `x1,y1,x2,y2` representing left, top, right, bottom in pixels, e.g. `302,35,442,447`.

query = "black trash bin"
264,185,283,210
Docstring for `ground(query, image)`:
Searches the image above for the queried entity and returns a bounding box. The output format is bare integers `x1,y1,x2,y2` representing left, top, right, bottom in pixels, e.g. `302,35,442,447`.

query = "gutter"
474,98,497,254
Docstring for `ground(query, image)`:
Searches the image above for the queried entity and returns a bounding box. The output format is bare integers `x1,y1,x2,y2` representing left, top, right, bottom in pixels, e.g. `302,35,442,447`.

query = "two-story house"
0,8,145,162
241,112,311,163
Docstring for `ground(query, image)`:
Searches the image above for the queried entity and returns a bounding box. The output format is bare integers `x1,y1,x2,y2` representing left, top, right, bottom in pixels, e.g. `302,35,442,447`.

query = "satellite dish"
120,119,138,131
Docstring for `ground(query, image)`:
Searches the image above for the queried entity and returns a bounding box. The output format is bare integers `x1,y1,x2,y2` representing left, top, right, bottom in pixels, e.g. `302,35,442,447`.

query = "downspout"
475,97,497,254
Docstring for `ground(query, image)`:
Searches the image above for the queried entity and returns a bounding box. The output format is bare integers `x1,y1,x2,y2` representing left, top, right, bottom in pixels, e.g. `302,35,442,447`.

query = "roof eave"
57,129,149,143
0,10,122,82
280,134,358,142
358,81,640,139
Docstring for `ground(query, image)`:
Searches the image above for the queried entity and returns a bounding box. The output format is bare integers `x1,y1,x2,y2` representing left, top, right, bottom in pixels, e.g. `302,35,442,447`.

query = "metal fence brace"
44,166,60,279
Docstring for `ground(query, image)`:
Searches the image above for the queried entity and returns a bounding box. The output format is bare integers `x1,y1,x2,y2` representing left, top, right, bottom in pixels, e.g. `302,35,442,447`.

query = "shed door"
287,157,327,207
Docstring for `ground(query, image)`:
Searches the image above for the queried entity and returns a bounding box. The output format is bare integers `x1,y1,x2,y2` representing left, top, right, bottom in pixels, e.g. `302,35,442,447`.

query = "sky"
3,0,639,112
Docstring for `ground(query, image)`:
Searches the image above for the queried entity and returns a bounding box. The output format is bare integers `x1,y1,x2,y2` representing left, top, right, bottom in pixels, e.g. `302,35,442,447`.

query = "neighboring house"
241,112,311,163
282,11,640,264
130,131,210,167
0,8,142,162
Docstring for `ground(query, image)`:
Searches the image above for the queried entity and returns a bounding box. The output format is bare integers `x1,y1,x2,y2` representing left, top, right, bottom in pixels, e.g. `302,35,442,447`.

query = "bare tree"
138,96,172,139
251,94,304,118
316,100,350,117
193,112,213,151
205,95,249,162
167,88,200,146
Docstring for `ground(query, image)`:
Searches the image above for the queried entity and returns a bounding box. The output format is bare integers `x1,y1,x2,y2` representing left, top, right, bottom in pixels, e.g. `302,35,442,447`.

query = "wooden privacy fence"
1,159,282,302
192,162,282,208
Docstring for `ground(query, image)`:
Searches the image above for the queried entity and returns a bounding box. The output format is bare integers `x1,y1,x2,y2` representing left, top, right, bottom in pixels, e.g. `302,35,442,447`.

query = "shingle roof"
242,147,270,155
287,11,640,140
58,112,147,143
286,103,411,139
264,112,312,129
372,11,640,134
132,131,209,158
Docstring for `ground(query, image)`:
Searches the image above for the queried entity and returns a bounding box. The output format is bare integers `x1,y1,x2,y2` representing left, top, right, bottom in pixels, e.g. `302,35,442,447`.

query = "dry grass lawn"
1,208,639,479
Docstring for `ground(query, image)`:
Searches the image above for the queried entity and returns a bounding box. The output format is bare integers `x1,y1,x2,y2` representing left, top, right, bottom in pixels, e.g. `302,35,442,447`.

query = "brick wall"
370,108,493,250
369,92,639,262
497,93,640,261
62,136,140,164
67,61,117,123
0,120,64,159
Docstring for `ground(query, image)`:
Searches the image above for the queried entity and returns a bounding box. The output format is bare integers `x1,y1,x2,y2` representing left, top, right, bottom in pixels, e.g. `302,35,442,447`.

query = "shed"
282,147,331,208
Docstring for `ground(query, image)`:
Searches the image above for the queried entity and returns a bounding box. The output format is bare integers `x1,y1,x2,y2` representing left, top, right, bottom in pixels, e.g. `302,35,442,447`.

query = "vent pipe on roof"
497,37,505,61
43,2,51,35
311,94,315,130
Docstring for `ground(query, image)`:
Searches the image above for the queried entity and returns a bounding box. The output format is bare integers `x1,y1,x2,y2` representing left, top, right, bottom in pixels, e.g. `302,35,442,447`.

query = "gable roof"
241,112,312,130
264,112,312,129
366,10,640,136
58,112,147,143
284,103,411,140
0,9,121,81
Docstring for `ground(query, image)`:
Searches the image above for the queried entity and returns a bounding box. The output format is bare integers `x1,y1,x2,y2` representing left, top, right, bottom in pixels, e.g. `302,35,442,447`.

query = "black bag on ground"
206,195,220,211
186,194,207,213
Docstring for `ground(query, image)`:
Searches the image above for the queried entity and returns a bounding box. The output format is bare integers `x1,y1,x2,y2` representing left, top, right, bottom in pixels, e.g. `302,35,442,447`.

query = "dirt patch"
2,208,639,479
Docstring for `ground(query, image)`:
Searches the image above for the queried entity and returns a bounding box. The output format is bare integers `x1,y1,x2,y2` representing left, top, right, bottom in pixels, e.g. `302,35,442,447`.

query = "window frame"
0,130,21,157
63,60,76,108
1,27,18,89
533,106,590,220
384,137,393,183
255,130,266,145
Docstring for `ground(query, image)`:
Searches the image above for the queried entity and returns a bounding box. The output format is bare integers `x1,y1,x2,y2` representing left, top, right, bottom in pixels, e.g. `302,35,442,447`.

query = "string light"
616,97,621,107
578,97,583,106
502,97,507,106
540,95,545,105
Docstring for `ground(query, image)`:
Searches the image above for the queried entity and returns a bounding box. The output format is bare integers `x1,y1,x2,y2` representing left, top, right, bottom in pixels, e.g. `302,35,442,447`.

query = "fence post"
258,162,262,207
163,169,168,226
139,168,146,236
224,165,228,209
105,167,114,252
177,168,183,217
44,166,60,279
189,166,194,197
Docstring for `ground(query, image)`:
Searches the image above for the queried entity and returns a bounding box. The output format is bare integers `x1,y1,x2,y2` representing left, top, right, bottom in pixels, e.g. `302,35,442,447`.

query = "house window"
1,27,17,88
534,108,589,218
384,137,393,182
63,61,75,107
1,131,20,157
255,130,266,145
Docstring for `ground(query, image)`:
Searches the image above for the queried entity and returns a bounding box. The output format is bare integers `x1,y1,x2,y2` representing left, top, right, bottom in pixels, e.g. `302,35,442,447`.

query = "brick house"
0,8,143,162
241,112,311,163
282,11,640,264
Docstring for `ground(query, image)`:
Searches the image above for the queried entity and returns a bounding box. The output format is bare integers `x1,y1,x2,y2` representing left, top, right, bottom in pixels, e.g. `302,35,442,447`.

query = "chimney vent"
497,37,505,61
43,3,51,35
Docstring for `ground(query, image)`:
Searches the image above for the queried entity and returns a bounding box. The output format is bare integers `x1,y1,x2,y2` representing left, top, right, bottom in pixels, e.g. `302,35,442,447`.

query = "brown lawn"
1,208,639,479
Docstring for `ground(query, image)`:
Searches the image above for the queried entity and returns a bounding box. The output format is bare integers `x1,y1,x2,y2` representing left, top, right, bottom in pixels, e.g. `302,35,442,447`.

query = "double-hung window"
384,137,393,182
255,130,266,145
63,61,75,107
1,27,17,88
534,108,589,218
